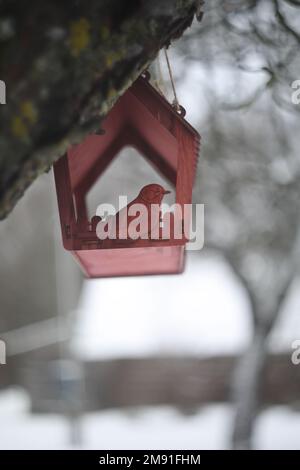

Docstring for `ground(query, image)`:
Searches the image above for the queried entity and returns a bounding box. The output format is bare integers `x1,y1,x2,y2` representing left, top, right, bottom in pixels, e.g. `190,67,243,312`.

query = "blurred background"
0,0,300,450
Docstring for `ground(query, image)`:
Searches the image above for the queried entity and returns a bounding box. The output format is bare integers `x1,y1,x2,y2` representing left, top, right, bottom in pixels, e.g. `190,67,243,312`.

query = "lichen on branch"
0,0,199,219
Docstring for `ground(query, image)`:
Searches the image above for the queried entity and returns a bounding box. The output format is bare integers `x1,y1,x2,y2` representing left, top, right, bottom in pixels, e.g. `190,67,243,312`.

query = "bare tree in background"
176,0,300,449
201,104,300,449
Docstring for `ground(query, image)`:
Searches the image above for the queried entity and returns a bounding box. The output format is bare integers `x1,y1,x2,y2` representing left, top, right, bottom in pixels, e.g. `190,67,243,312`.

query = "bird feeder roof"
67,72,200,194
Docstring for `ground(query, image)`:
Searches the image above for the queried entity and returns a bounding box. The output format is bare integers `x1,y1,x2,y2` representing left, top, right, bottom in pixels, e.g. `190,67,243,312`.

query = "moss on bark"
0,0,199,218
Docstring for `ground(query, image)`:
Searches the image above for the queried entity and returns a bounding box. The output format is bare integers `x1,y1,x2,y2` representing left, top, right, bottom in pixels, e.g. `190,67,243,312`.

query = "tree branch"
0,0,200,219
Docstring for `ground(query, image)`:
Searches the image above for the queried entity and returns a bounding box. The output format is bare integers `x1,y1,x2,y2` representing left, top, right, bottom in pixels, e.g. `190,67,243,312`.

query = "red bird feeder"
53,72,200,278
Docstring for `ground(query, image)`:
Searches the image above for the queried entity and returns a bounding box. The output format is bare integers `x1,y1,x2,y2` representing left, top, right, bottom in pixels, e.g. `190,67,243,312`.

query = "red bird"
96,183,171,243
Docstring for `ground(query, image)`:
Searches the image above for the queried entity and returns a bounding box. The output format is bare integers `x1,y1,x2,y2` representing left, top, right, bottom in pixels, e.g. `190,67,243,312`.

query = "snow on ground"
0,388,300,449
72,253,252,360
254,406,300,450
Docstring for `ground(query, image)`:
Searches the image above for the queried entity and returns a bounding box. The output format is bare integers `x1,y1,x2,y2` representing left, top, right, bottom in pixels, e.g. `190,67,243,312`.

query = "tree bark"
231,277,294,449
0,0,200,219
231,326,268,449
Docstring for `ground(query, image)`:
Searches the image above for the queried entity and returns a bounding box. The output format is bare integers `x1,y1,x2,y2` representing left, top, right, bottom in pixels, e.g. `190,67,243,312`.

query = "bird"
96,183,171,244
